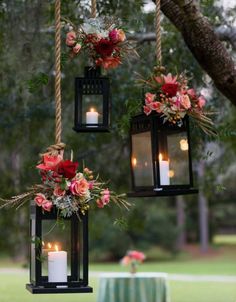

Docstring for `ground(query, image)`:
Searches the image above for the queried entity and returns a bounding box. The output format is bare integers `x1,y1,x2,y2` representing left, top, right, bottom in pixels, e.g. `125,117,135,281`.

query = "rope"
54,0,62,145
91,0,96,18
155,0,162,65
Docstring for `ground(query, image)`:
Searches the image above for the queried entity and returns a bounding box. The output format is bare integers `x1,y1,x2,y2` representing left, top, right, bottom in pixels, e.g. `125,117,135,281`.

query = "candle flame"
47,243,52,249
159,153,169,162
55,245,59,252
159,153,163,161
42,241,45,247
180,139,189,151
168,170,175,178
132,157,137,167
90,107,95,112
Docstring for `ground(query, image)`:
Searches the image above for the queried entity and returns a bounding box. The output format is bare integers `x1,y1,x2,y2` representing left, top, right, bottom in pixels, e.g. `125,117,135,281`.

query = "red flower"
57,160,78,179
95,39,115,57
161,83,178,97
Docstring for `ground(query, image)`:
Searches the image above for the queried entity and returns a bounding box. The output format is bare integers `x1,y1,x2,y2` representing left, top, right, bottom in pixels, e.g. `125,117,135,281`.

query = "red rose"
161,83,178,97
57,160,78,179
95,39,115,57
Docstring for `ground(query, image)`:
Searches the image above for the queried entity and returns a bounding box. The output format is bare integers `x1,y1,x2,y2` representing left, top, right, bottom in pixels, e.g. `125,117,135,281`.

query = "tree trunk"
150,0,236,107
197,160,209,253
176,195,186,249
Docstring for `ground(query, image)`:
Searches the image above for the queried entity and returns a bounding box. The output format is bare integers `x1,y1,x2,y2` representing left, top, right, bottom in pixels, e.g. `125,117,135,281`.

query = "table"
97,272,170,302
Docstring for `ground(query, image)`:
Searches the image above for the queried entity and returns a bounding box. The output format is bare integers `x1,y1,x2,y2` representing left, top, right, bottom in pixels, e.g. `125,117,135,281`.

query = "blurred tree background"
0,0,235,262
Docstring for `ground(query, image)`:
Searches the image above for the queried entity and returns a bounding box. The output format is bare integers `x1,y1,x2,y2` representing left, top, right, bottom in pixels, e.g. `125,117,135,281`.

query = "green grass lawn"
0,244,235,302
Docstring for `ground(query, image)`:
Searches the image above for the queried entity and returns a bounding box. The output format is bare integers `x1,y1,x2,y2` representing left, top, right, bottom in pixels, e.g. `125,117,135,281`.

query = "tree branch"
150,0,236,106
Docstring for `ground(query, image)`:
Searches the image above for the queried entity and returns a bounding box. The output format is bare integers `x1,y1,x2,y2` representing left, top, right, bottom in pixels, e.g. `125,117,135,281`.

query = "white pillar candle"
86,108,98,125
159,153,170,185
48,249,67,282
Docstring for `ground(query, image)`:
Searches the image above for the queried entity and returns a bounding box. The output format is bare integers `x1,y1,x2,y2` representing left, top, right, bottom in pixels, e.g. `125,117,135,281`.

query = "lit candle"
86,107,98,125
159,153,170,185
48,245,67,283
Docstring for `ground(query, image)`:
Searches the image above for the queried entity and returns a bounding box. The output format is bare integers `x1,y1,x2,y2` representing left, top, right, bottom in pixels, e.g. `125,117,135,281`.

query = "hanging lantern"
26,203,92,294
128,112,198,197
73,67,110,132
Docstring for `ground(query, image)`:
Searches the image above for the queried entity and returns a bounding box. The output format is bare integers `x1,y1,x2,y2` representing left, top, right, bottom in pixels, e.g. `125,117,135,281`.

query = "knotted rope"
91,0,96,18
155,0,162,65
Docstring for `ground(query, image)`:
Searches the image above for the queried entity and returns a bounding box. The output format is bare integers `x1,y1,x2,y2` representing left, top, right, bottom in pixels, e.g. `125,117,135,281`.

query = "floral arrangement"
65,17,137,70
120,250,146,274
0,151,129,218
141,67,215,135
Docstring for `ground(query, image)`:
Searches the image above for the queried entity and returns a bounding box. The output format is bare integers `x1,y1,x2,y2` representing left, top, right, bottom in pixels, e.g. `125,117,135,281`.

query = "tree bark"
150,0,236,106
176,195,186,249
197,160,209,253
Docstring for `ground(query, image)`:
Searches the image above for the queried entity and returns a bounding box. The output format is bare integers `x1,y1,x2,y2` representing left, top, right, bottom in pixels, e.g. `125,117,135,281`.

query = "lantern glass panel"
81,95,103,125
158,130,190,186
41,220,71,278
131,131,154,187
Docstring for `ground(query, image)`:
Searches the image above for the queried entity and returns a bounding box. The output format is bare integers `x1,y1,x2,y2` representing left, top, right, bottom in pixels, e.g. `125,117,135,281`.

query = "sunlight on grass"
214,234,236,245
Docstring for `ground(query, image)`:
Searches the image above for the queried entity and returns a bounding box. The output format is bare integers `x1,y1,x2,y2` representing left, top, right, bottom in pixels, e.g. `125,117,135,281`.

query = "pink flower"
180,94,191,109
34,193,47,207
154,76,164,84
117,29,126,42
120,255,131,266
109,29,119,42
66,31,76,47
197,96,206,108
53,186,65,197
128,250,146,262
145,92,156,104
72,43,81,54
42,201,53,212
163,73,177,84
36,155,63,171
70,178,89,196
96,199,104,208
187,88,196,99
143,105,152,115
149,101,162,113
101,188,110,205
89,181,94,190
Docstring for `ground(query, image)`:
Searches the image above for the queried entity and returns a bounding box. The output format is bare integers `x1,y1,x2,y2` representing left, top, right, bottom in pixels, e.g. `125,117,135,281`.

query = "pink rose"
42,201,53,212
66,31,76,47
198,96,206,108
120,255,131,266
145,92,156,104
180,94,191,109
187,88,196,99
34,193,47,207
101,188,110,205
53,186,65,197
149,101,162,113
96,199,104,208
70,178,89,196
73,43,81,54
89,181,94,190
109,29,119,42
143,105,152,115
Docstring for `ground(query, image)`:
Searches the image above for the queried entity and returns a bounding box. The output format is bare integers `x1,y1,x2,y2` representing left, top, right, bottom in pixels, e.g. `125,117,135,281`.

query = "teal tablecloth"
97,272,170,302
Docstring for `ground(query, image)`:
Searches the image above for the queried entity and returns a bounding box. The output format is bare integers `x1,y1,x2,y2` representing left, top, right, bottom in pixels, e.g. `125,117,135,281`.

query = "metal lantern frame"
26,203,93,294
73,67,110,132
128,112,198,197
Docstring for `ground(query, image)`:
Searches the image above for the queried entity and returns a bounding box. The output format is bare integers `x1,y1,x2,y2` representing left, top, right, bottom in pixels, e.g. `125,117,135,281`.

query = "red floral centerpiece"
141,67,215,135
120,250,146,274
65,17,137,70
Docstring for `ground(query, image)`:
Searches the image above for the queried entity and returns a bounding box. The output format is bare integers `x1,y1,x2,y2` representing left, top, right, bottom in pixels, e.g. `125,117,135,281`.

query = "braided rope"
91,0,96,18
155,0,162,64
55,0,62,145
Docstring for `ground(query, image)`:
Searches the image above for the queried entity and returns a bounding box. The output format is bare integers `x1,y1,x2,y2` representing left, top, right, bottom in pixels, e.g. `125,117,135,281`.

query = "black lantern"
128,112,198,197
73,67,110,132
26,202,93,294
